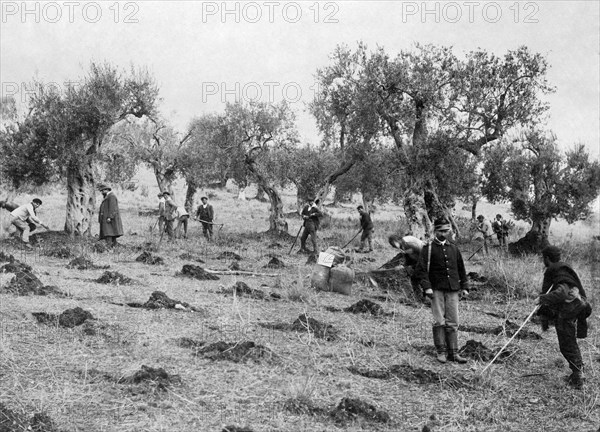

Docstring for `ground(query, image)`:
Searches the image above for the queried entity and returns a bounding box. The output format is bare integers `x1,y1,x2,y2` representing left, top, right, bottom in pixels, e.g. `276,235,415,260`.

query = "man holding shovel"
8,198,49,249
355,205,374,253
298,198,323,254
195,196,215,241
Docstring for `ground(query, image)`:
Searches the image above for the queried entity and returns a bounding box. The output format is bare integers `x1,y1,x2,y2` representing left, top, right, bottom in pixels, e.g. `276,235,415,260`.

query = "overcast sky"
1,1,598,158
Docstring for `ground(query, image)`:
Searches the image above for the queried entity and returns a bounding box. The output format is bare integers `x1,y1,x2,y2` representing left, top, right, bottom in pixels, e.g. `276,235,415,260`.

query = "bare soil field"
1,178,598,432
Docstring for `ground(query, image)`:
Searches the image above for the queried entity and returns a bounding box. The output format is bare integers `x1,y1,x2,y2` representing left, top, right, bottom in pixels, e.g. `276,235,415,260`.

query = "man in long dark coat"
98,184,123,247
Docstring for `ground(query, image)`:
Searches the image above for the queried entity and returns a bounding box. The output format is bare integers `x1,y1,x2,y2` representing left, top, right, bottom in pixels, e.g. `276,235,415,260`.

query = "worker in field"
415,218,469,364
536,246,592,389
298,198,323,254
7,198,49,249
355,205,374,253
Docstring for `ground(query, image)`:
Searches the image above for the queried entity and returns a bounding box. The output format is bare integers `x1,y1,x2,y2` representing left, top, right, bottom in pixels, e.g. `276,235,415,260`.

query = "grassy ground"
0,176,598,432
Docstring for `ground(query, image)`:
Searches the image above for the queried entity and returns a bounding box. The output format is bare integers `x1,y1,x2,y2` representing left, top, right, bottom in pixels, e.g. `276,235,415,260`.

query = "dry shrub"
480,254,541,300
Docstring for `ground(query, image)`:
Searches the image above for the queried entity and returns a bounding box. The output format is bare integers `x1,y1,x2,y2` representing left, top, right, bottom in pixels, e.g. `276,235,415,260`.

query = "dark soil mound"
1,261,32,273
0,402,29,430
508,231,549,256
1,271,65,296
221,281,268,300
127,291,201,312
0,403,62,432
176,337,206,349
305,254,317,265
135,251,164,265
217,251,242,261
461,320,541,340
179,252,204,263
283,397,328,416
118,365,178,385
229,261,241,270
33,307,94,328
181,264,219,280
291,314,339,341
468,272,488,283
348,364,472,389
344,299,384,316
117,365,181,392
366,270,413,295
67,256,109,270
193,340,276,362
330,397,390,425
459,339,513,362
498,320,542,340
42,245,74,259
96,271,133,285
92,241,110,253
264,257,285,269
222,426,255,432
59,307,95,328
30,412,61,432
380,252,404,269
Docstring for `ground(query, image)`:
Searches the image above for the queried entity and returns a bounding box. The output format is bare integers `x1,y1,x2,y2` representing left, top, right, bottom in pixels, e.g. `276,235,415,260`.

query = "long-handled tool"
481,284,553,374
288,225,303,255
467,244,485,261
342,229,362,249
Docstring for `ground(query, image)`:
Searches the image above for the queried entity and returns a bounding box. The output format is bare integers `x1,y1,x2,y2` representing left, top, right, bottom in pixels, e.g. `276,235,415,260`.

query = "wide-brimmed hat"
97,184,111,191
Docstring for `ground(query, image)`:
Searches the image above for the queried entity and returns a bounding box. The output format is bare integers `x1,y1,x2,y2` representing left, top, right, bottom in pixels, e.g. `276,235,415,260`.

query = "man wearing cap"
8,198,49,248
195,196,214,241
492,214,509,247
98,184,123,247
415,218,469,364
536,245,591,389
299,198,323,254
355,205,374,253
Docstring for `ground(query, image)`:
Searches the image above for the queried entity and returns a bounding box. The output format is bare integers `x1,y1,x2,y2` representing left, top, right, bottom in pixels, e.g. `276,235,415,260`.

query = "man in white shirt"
9,198,49,248
476,215,494,254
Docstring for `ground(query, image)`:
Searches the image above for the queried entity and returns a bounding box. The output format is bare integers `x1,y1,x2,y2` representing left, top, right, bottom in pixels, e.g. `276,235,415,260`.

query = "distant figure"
195,196,214,241
355,205,374,253
175,205,190,239
157,193,166,234
492,214,509,247
415,218,469,364
162,192,177,240
98,184,123,247
536,246,592,389
298,198,323,254
476,215,494,254
8,198,49,249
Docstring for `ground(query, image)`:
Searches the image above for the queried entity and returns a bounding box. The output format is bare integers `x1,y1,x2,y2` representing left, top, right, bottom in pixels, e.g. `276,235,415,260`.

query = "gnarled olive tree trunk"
184,180,197,213
65,156,96,236
246,157,288,234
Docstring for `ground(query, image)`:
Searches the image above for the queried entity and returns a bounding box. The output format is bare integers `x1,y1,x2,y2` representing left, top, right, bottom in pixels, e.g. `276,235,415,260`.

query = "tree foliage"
0,63,159,234
481,129,600,228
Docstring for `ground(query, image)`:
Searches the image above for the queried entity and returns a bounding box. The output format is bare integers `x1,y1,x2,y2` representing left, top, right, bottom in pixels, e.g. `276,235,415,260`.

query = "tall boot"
432,325,447,363
445,327,468,363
